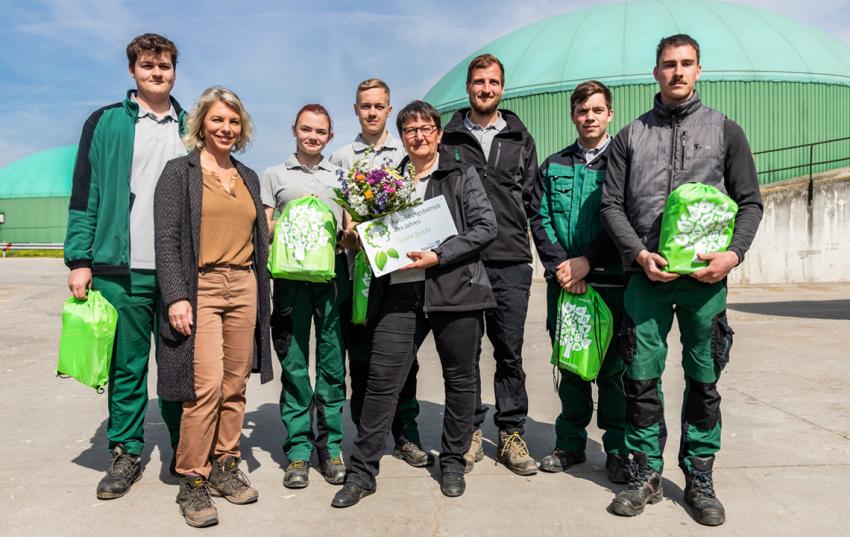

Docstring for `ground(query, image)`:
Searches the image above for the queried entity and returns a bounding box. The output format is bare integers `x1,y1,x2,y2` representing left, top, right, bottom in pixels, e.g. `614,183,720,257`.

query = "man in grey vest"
600,34,763,526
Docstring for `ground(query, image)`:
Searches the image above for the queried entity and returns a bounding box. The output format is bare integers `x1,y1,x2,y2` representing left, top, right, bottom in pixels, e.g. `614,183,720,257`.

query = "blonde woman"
154,86,273,528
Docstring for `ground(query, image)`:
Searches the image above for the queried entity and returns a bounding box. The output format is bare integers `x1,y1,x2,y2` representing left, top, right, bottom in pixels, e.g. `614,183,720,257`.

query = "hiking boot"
320,456,346,485
684,456,726,526
440,472,465,497
540,448,586,473
606,454,632,484
393,441,434,468
331,482,374,508
96,444,142,500
177,475,219,528
283,460,310,489
610,453,663,516
209,456,258,504
497,431,538,476
463,429,484,473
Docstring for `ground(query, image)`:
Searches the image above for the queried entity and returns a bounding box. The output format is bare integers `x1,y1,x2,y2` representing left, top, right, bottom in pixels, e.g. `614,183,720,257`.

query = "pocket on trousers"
616,314,637,364
710,310,734,371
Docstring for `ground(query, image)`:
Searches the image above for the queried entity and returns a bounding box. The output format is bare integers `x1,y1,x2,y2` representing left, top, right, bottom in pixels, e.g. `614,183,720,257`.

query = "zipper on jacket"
680,131,687,173
667,114,678,194
491,141,503,170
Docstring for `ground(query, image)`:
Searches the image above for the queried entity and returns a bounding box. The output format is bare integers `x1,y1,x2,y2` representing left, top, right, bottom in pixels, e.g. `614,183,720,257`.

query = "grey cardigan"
154,149,273,401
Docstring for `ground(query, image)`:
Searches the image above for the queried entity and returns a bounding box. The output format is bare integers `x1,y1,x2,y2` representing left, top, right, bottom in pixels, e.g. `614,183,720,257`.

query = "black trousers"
346,282,482,490
473,262,532,433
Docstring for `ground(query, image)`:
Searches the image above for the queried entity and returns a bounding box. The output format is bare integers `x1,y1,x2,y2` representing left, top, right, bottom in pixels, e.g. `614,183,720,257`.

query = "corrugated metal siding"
438,81,850,185
0,197,69,243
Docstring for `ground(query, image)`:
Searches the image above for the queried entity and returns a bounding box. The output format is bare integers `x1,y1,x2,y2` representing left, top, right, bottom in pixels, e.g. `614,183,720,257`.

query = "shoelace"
499,432,530,460
289,460,307,470
221,465,252,490
110,453,137,477
188,480,215,510
689,469,717,498
626,459,653,490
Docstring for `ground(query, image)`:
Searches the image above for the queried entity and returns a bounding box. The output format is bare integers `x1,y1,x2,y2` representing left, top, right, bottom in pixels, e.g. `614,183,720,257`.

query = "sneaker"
209,455,258,504
393,441,434,468
605,454,632,484
283,460,310,489
320,456,346,485
440,472,465,497
463,429,484,474
609,453,663,517
684,456,726,526
539,448,586,473
497,431,538,476
96,444,142,500
177,475,219,528
331,482,374,508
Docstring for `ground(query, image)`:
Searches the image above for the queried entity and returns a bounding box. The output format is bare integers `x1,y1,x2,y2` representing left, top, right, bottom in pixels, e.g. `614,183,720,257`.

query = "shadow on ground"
727,299,850,320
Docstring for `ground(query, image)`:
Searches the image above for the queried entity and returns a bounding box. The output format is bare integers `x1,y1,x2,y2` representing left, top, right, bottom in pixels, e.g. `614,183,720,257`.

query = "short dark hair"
656,34,700,65
570,80,612,113
396,100,441,135
466,53,505,85
126,33,178,68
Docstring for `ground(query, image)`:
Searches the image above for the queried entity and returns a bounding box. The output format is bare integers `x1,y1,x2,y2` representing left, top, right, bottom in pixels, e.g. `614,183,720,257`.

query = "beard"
470,94,500,115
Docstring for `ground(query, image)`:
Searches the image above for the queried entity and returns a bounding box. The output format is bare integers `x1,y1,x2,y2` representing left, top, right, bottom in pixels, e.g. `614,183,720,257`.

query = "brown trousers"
175,268,257,477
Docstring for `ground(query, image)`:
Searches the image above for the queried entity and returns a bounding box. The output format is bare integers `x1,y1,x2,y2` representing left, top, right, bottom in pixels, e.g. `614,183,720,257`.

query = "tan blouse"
198,168,256,268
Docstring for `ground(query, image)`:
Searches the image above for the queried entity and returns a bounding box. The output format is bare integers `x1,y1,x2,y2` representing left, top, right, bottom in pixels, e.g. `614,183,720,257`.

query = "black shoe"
96,445,142,500
684,456,726,526
539,448,586,473
320,456,346,485
393,441,434,468
331,482,374,508
605,454,632,484
609,453,663,517
283,460,310,489
440,472,465,497
177,475,219,528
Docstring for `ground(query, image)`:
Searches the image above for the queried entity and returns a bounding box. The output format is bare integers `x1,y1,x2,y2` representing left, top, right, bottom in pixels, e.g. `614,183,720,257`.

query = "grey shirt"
260,153,344,232
129,94,186,269
463,112,507,160
330,132,406,171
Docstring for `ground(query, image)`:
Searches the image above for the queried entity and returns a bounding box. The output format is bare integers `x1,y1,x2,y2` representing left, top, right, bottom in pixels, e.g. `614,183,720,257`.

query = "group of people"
64,31,761,529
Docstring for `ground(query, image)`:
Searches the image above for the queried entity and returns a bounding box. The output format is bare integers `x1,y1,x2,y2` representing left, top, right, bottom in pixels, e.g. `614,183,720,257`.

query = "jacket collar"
652,90,702,120
187,148,249,177
123,89,185,118
444,107,528,136
398,149,463,180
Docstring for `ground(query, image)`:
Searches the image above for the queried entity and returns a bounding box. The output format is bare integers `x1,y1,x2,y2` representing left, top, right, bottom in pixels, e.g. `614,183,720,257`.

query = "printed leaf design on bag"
278,203,328,261
556,302,593,354
672,200,736,261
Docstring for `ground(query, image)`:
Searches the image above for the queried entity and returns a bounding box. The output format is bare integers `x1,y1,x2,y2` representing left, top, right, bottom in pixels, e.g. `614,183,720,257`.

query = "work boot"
320,456,346,485
540,448,586,473
283,460,310,489
393,441,434,468
463,429,484,473
177,475,219,528
684,456,726,526
440,472,466,497
497,431,538,476
209,456,258,504
96,444,142,500
331,482,374,508
605,454,632,484
609,453,663,517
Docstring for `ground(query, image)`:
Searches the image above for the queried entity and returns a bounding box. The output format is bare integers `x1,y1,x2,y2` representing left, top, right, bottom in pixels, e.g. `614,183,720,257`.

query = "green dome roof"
0,145,76,199
425,0,850,110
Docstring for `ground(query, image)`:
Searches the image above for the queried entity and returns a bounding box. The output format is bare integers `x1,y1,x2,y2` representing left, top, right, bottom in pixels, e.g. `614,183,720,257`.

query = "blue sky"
1,0,849,171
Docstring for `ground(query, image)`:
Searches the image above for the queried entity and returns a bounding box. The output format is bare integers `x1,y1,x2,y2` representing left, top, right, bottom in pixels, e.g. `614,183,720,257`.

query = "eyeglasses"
401,124,438,138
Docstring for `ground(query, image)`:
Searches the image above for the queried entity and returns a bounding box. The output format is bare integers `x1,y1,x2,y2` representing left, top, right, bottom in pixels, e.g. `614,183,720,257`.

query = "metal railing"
753,136,850,203
1,242,63,257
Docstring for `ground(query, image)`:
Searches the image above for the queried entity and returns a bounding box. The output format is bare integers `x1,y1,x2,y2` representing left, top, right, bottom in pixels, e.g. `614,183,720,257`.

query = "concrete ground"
1,258,848,537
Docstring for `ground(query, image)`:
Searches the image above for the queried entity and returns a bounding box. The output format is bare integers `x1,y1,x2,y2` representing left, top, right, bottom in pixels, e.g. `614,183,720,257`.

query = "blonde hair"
356,78,390,101
183,86,253,153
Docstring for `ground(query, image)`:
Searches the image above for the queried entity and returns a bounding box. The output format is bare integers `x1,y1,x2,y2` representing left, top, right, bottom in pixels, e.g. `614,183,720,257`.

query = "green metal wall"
0,197,68,243
439,81,850,185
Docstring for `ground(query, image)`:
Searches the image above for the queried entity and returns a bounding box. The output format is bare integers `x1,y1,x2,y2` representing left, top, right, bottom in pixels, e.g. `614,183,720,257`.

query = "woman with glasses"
332,100,497,507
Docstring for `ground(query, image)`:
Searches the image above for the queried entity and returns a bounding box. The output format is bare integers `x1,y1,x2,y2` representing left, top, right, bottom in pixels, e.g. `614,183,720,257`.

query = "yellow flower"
364,189,373,200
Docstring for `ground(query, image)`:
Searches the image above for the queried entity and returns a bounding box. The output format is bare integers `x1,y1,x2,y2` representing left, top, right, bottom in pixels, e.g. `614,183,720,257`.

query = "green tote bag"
550,285,613,381
658,183,738,274
268,196,337,282
56,290,118,392
351,250,372,325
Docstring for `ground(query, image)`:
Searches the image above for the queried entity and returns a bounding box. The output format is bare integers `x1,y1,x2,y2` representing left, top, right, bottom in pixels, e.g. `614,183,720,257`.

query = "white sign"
355,195,458,277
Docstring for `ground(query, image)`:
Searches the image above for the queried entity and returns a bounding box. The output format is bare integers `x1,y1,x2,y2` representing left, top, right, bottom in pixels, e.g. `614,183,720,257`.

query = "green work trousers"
274,258,346,463
546,280,627,456
93,270,182,457
622,272,732,473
